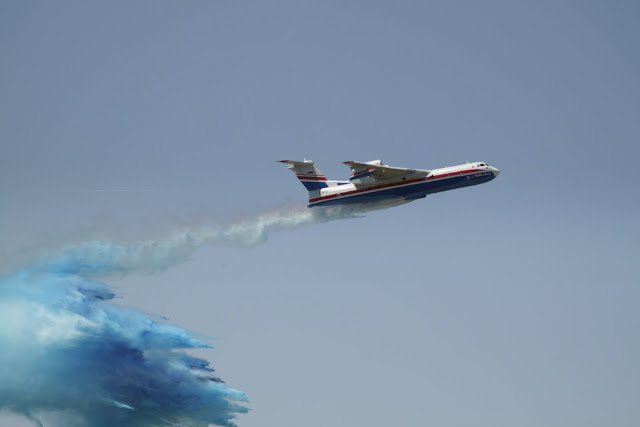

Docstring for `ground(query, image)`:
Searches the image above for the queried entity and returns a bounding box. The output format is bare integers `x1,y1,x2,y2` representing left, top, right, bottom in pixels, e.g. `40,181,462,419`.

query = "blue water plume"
0,254,247,427
0,205,359,426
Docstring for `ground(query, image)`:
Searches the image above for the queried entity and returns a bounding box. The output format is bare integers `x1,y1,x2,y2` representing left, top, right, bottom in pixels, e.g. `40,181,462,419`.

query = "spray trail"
0,205,357,426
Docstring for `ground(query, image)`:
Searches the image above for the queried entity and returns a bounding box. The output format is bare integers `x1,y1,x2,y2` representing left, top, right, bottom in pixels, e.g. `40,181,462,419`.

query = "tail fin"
278,159,329,191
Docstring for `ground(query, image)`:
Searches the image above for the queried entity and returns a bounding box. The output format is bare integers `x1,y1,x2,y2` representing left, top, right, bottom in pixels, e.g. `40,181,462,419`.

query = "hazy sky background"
1,1,639,426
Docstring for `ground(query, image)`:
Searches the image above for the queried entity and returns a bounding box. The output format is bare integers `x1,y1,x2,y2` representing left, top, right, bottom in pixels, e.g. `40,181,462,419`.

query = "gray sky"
1,1,639,426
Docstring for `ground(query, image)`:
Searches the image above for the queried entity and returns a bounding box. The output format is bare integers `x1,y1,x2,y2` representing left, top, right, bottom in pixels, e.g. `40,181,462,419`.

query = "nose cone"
492,167,500,177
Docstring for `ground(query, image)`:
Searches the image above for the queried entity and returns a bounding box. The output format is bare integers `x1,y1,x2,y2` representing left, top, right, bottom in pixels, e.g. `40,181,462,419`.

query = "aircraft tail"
278,159,329,191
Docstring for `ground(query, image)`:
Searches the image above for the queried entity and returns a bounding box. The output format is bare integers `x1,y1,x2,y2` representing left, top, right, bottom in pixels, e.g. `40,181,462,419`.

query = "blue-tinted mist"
0,205,361,426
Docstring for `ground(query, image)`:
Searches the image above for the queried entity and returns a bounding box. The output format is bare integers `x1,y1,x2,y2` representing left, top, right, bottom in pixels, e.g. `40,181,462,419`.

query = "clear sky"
1,1,639,426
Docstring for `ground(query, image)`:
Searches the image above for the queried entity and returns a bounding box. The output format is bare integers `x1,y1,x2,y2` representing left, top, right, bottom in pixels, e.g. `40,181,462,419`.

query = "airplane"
278,158,499,208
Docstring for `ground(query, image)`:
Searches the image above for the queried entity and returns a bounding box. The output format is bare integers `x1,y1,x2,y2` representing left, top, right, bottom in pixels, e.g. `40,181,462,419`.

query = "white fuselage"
309,162,499,207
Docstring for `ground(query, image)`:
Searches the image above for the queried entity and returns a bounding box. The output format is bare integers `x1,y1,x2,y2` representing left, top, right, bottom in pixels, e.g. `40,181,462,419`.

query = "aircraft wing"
343,160,430,187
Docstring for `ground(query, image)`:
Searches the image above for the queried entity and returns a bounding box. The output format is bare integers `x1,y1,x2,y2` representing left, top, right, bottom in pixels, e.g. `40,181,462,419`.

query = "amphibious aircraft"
278,159,499,208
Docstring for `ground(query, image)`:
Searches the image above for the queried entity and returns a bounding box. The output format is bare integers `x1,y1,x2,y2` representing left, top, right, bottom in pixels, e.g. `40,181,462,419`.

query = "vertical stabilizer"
277,159,328,191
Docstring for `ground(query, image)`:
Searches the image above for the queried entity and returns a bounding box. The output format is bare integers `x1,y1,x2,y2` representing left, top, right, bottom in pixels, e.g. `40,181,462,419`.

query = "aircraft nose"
492,167,500,177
